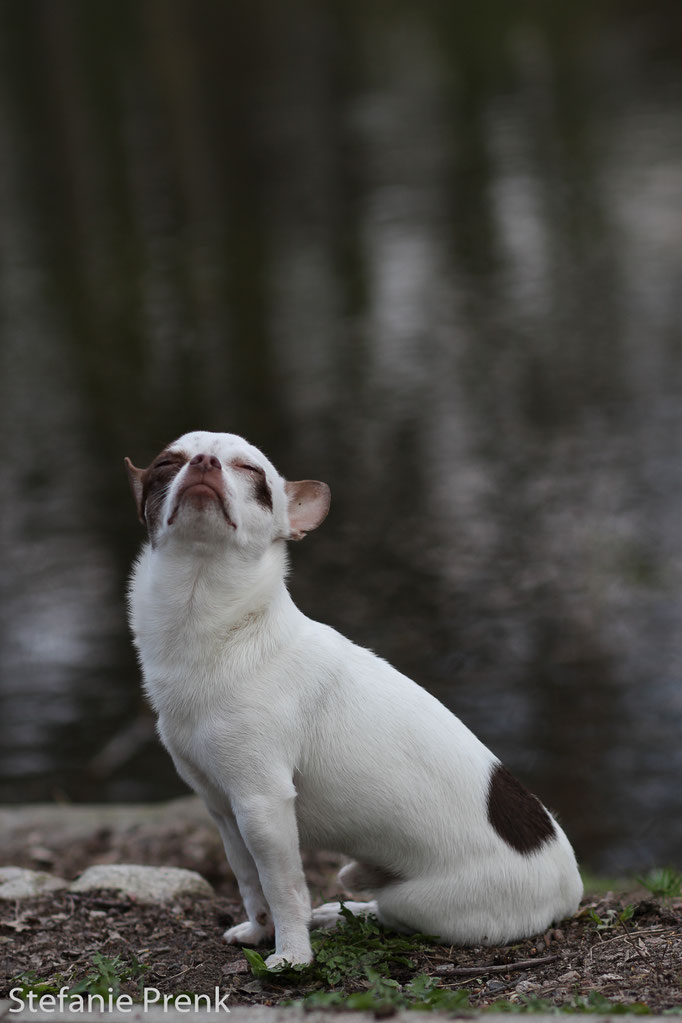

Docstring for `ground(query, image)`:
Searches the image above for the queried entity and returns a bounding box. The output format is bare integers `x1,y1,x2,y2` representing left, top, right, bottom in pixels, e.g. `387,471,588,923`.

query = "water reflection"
0,1,680,874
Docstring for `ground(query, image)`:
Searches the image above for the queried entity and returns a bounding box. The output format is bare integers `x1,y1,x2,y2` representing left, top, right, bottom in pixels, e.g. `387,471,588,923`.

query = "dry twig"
435,954,558,976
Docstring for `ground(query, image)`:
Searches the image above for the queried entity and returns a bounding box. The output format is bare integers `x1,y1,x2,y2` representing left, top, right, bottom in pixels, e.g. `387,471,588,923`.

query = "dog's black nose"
189,453,222,471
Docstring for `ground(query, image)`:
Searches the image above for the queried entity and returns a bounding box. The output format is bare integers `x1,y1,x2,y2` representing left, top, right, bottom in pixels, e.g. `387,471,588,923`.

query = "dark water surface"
1,3,681,875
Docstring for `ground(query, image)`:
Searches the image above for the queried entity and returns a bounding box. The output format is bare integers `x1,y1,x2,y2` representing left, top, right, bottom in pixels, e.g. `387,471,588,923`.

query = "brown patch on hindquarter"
487,763,556,854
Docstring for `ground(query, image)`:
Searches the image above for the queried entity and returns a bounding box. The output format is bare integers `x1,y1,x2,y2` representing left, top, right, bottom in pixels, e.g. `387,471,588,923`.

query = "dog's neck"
136,539,296,644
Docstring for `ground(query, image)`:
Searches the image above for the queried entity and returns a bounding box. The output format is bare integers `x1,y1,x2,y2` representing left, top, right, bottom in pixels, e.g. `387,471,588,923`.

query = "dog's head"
125,431,330,551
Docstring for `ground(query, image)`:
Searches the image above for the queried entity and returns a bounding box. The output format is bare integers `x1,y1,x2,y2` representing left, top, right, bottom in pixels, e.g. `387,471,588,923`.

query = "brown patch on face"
487,763,556,855
253,472,272,512
232,461,273,512
139,448,189,539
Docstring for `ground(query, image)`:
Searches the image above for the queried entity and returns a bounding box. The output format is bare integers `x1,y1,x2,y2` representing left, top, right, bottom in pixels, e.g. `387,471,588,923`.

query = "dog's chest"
137,609,297,777
146,658,254,788
138,609,268,721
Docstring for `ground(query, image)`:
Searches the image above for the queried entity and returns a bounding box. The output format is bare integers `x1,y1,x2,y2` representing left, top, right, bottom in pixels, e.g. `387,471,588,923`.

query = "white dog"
126,431,582,968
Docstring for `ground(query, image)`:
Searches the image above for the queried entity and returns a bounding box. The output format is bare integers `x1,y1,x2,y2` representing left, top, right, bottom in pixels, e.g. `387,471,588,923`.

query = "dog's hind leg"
338,860,402,893
310,860,403,930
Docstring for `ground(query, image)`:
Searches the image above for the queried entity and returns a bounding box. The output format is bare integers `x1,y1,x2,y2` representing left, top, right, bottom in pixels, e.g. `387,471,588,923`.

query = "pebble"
515,980,537,993
557,969,580,982
0,866,67,899
70,864,214,902
485,979,507,992
28,845,55,866
223,959,249,975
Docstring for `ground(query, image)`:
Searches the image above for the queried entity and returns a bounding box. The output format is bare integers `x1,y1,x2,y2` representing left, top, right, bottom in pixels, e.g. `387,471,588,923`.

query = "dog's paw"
310,901,343,929
265,950,313,969
222,919,273,945
311,899,379,930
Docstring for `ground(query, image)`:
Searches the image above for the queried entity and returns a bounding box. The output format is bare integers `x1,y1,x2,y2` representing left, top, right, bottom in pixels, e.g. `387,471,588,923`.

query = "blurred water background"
0,1,681,875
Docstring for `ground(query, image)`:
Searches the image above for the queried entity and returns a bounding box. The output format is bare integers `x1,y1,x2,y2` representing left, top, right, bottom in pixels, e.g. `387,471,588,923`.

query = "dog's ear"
124,457,146,524
284,480,331,540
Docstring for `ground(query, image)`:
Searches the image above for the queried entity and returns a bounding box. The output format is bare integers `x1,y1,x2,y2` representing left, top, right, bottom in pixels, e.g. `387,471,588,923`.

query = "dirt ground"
1,835,681,1013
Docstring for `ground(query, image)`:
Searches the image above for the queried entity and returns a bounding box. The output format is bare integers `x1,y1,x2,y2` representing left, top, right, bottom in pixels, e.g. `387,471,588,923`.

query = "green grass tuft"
302,969,473,1012
636,867,682,900
586,904,635,931
243,903,436,988
488,990,653,1014
243,904,469,1009
13,953,149,1002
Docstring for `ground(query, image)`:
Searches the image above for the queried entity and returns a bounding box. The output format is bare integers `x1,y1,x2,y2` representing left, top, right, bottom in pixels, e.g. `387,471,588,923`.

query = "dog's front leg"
209,810,274,946
166,749,276,948
232,788,312,967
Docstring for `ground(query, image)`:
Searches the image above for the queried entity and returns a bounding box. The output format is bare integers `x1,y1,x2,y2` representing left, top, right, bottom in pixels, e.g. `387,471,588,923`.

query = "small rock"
0,867,68,899
237,980,264,994
222,960,249,976
515,980,537,993
485,979,507,992
70,864,213,903
557,970,580,982
28,846,55,866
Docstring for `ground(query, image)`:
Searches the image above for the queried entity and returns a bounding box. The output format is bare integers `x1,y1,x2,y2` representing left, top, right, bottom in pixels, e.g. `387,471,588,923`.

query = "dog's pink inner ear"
285,480,331,540
124,457,146,524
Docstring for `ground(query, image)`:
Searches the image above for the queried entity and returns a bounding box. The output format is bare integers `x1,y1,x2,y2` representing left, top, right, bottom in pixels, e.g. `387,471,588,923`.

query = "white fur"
127,430,582,967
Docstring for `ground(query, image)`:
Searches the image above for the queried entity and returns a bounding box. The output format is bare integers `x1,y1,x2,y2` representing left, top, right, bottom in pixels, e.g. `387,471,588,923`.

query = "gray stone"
69,863,214,902
0,866,67,899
